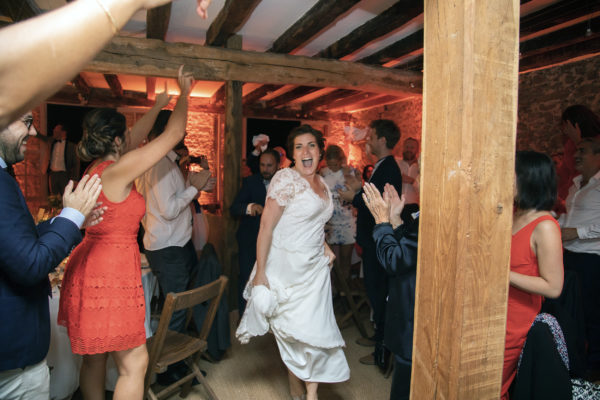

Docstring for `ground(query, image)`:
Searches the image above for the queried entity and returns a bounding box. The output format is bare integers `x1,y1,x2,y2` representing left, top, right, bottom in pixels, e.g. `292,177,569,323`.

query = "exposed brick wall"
185,111,220,205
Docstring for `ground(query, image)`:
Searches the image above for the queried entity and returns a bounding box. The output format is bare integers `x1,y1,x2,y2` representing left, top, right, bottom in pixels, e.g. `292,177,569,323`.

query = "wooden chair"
144,275,228,400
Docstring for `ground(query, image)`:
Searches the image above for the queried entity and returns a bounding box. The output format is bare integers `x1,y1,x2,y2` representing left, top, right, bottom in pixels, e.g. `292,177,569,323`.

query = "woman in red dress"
501,151,564,399
58,66,194,400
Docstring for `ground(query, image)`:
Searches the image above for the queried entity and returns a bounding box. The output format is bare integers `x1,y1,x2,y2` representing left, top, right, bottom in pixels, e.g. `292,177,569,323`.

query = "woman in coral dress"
502,151,564,399
237,125,350,400
58,67,193,400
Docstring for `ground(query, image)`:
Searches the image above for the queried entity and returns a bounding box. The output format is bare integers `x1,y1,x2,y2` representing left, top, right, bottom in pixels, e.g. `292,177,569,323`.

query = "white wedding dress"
236,168,350,383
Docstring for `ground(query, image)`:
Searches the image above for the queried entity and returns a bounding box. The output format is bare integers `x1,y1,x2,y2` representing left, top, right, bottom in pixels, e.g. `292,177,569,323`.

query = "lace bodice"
267,168,333,251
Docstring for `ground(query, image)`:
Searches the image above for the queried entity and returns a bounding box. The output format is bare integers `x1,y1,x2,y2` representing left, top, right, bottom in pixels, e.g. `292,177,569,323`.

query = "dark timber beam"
316,0,423,59
104,74,123,98
358,30,423,65
71,74,91,100
520,17,600,56
205,0,261,46
146,3,171,40
263,86,321,109
520,35,600,71
0,0,41,21
242,84,281,105
146,77,156,100
301,89,358,112
520,0,600,38
339,94,401,112
269,0,360,53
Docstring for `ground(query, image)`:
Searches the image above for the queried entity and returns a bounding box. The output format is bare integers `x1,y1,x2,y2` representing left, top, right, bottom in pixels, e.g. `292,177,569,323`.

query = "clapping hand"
384,183,405,228
62,174,102,218
362,183,389,225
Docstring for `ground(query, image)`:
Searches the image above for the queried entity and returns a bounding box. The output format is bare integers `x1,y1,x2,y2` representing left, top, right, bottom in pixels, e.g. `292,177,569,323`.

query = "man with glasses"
0,113,101,400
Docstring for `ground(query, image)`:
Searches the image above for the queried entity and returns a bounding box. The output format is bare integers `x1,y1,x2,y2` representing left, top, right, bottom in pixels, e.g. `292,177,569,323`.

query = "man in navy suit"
0,113,101,400
340,119,403,365
230,149,279,312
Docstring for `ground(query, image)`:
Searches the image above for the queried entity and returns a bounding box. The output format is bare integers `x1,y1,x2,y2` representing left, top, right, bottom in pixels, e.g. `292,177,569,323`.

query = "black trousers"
145,240,199,332
564,249,600,369
390,355,411,400
237,242,256,313
362,244,388,342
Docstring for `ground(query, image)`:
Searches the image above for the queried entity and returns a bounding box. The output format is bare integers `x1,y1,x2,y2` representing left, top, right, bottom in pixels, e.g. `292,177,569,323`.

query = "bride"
236,124,350,400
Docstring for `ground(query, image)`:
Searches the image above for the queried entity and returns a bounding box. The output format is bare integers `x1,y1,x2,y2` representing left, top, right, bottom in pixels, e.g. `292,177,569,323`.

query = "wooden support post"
222,35,243,308
412,1,520,398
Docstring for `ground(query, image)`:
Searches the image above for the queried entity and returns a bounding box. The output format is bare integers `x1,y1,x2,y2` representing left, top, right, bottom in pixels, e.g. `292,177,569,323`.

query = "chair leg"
190,360,219,400
332,263,369,338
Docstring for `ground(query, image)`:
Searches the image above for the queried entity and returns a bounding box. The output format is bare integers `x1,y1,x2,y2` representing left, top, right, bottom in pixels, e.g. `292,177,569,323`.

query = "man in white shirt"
396,137,420,205
559,137,600,370
48,124,79,196
136,110,215,333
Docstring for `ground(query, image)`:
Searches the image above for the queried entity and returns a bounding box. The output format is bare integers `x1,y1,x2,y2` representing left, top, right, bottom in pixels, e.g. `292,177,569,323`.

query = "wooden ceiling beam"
301,89,358,111
87,37,423,95
244,105,354,122
520,0,600,38
339,94,402,112
205,0,261,46
263,86,321,109
246,0,360,106
520,17,600,56
520,35,600,72
0,0,41,21
71,74,91,101
358,30,423,65
269,0,360,54
259,0,421,109
104,74,123,98
324,91,381,110
146,3,172,40
210,84,226,105
316,0,423,59
243,84,287,105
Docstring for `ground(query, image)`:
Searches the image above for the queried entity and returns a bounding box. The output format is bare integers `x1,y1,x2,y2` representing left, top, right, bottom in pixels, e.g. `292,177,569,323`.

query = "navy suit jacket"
0,168,81,371
353,155,402,248
230,173,267,249
373,216,419,361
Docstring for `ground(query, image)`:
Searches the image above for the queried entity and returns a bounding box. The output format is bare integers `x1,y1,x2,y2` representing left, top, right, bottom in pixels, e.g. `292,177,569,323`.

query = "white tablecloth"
47,268,157,399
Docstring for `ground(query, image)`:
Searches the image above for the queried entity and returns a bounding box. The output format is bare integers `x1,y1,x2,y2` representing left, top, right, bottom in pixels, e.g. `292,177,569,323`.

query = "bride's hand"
324,244,336,269
252,272,270,288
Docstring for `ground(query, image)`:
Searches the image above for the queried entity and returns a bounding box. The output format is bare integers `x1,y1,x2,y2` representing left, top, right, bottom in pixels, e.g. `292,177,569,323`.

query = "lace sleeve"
267,168,305,207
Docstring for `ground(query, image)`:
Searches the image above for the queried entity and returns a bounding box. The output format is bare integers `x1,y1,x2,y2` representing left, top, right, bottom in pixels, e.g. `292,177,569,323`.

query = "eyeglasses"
21,114,35,132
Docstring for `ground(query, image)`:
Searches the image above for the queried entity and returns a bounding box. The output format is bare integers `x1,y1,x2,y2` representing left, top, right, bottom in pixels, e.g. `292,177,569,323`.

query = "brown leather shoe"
355,337,376,347
359,353,376,365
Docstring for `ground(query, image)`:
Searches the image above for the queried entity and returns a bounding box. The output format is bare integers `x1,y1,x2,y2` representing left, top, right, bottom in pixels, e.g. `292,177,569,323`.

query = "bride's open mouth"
302,158,313,168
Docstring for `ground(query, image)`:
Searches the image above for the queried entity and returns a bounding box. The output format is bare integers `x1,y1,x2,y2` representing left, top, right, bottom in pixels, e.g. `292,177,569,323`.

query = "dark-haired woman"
58,67,193,400
501,151,564,399
236,125,350,400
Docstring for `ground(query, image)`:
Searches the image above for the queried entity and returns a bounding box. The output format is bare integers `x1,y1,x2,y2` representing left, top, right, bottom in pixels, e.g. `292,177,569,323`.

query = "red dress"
58,160,147,354
501,215,559,399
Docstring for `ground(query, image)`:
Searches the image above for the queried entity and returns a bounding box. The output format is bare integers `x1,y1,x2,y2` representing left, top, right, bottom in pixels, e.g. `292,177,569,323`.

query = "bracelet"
94,0,119,34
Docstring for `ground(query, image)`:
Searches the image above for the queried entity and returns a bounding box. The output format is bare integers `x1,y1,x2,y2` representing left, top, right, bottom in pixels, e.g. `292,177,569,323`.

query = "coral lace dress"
58,160,147,354
501,215,560,398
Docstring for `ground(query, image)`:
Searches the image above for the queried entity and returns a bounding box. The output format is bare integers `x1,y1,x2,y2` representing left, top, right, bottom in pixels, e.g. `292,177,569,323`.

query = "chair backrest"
147,275,228,374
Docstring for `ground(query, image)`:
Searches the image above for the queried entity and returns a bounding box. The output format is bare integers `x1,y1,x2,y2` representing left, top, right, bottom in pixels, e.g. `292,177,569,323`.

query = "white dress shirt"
396,158,420,204
136,151,198,251
558,170,600,256
50,140,66,172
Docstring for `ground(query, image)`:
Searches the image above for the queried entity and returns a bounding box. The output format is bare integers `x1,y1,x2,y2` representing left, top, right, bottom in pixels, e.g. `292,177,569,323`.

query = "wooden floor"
166,310,392,400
